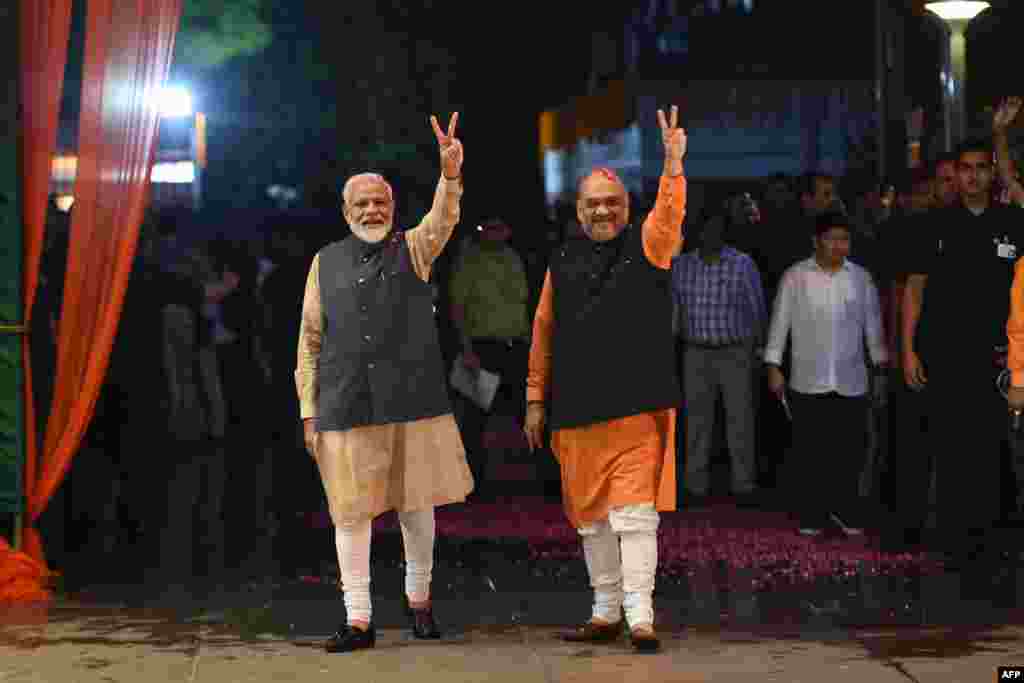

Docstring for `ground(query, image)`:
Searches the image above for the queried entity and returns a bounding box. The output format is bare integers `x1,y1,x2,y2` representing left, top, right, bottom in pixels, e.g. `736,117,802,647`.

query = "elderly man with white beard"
295,114,473,653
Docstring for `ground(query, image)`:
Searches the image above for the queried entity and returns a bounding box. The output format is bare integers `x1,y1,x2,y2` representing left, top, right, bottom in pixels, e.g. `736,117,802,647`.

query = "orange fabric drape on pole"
21,0,183,566
1,0,75,605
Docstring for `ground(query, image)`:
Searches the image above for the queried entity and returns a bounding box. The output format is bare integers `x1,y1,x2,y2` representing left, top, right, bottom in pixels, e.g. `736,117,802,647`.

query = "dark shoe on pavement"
405,599,442,639
630,626,661,653
325,624,376,653
559,619,624,643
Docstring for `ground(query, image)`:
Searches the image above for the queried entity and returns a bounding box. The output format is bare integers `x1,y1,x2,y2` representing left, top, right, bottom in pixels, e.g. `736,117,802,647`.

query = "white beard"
351,221,392,244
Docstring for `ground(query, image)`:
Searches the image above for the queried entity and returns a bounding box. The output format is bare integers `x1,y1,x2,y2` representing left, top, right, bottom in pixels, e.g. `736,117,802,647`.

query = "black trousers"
157,439,227,585
882,369,932,542
455,338,529,494
217,338,258,435
787,391,869,528
925,368,1004,551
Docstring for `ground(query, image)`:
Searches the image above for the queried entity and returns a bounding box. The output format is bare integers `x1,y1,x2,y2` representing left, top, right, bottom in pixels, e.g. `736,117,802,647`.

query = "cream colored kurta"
296,176,474,523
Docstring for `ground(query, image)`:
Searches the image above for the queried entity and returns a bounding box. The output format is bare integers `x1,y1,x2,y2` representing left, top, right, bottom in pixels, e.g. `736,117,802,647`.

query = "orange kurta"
1008,258,1024,388
528,174,686,528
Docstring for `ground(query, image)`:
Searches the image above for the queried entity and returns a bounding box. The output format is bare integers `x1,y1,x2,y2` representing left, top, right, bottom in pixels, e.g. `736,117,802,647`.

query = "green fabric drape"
0,0,23,521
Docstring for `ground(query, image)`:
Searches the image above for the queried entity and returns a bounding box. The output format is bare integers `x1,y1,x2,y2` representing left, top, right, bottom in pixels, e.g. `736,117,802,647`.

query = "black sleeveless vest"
548,224,680,431
316,232,450,431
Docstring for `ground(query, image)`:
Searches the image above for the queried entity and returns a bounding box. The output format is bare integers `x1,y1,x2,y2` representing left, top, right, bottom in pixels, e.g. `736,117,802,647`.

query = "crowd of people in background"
27,102,1024,591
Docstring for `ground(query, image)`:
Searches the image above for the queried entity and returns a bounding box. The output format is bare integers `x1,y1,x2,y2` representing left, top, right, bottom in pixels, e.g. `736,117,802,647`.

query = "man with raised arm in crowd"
296,114,473,653
525,105,687,653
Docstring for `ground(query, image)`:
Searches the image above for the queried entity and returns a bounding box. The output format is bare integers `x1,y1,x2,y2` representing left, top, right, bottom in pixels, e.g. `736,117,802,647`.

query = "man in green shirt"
450,218,531,499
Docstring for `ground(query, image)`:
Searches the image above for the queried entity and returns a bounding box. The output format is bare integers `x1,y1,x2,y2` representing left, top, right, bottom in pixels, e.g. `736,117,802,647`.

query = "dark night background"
47,0,1023,235
10,0,1024,620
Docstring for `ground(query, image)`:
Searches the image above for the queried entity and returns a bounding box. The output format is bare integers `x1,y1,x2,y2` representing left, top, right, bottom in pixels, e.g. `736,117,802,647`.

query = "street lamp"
925,1,989,21
148,85,206,209
925,1,990,149
155,85,193,118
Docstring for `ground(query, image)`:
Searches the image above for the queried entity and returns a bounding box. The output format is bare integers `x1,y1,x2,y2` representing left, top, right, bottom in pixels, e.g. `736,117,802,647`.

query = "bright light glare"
51,155,78,182
151,161,195,184
156,86,193,118
925,1,989,20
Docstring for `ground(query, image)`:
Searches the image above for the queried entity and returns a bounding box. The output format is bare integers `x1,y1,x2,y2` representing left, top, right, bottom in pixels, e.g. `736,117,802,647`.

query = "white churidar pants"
334,507,435,624
577,502,659,628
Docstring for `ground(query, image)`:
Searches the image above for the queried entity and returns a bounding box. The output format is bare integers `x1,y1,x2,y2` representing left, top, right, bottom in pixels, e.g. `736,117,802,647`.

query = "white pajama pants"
577,502,659,628
335,508,435,625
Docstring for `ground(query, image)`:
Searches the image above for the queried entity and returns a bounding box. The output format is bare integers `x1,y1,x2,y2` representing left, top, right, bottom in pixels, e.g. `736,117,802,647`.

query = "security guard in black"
910,202,1024,360
906,195,1024,551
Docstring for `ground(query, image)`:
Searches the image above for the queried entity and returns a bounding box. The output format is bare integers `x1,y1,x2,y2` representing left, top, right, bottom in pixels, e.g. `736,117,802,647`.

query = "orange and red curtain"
3,0,182,605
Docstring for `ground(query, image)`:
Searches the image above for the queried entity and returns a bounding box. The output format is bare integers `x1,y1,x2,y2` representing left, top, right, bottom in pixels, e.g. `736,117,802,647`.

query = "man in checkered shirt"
672,214,766,503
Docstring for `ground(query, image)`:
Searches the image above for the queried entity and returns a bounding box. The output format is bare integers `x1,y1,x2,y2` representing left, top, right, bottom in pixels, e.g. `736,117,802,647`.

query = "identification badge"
999,243,1017,259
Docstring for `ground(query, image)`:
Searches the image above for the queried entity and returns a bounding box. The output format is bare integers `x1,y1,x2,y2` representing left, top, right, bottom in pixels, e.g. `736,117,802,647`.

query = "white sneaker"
830,513,864,536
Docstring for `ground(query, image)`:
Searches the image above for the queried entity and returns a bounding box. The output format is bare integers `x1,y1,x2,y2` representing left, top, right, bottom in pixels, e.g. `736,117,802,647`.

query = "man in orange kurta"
525,106,687,653
1006,257,1024,486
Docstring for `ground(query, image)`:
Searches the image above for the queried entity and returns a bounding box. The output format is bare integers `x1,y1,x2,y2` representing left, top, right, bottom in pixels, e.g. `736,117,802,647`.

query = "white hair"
342,173,394,206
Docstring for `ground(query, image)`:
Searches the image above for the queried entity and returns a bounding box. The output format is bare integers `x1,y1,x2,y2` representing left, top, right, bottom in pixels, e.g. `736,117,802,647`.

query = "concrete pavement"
3,602,1024,682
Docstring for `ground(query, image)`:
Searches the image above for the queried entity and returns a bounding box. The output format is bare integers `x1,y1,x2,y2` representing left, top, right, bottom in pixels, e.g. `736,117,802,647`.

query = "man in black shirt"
757,173,837,304
877,167,942,551
902,139,1024,564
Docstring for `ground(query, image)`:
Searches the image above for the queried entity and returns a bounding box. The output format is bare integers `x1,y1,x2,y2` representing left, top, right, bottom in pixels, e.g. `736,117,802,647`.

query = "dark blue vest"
548,224,680,430
316,232,450,431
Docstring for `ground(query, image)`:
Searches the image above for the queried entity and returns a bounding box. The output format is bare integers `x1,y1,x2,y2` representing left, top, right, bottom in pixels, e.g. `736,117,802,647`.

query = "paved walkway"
9,499,1024,681
2,601,1023,682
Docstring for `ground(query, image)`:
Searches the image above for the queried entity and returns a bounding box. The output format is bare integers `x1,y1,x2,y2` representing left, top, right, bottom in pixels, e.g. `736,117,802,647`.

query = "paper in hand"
450,354,501,411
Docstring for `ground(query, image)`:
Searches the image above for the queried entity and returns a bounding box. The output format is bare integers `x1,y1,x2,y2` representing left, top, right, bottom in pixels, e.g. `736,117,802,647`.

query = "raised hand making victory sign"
431,113,463,180
299,111,473,654
657,105,687,167
525,102,688,652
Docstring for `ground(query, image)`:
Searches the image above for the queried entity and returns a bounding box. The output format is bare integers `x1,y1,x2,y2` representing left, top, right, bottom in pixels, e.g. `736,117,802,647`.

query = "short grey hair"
342,173,394,206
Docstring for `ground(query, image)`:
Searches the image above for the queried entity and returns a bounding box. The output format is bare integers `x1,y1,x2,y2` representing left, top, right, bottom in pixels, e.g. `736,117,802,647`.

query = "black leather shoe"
630,627,661,653
324,624,376,653
559,619,624,643
405,600,442,639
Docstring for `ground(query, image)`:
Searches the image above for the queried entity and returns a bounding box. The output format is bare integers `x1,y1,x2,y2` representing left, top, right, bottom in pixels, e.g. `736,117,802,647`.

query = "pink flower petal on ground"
313,502,941,586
